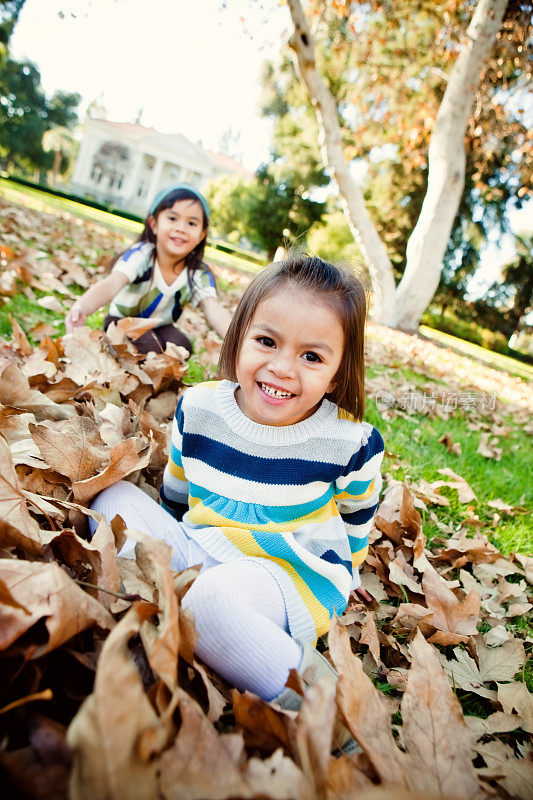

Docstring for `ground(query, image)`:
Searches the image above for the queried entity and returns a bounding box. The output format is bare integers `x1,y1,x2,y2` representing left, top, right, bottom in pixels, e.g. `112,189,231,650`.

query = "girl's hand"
66,301,87,333
351,587,373,604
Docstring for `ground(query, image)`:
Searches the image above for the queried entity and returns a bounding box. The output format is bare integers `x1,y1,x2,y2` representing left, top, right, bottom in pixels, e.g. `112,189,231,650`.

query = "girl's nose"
268,350,296,378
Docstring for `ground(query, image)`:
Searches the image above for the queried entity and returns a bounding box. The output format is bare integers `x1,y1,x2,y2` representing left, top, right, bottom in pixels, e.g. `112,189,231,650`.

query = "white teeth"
261,383,292,398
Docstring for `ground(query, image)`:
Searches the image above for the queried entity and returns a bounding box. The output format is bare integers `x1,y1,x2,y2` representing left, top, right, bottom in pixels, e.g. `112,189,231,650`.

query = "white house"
70,118,251,215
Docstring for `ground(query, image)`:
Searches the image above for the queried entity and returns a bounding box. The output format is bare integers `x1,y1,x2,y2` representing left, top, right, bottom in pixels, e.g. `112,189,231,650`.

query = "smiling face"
149,199,207,263
234,287,344,427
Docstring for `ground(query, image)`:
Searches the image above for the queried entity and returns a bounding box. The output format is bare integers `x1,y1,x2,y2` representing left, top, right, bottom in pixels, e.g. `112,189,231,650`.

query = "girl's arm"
199,296,232,339
334,427,385,595
65,271,130,332
160,395,190,520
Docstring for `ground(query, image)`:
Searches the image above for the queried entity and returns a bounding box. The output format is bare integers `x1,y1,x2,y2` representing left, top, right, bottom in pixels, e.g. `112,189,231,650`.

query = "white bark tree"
287,0,508,330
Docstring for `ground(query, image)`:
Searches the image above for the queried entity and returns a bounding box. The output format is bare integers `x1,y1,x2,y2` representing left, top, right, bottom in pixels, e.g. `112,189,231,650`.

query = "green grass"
0,177,263,274
364,368,532,556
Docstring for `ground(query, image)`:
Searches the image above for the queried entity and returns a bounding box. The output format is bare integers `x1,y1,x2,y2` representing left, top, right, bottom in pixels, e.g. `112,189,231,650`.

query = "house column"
72,133,101,187
123,149,144,204
146,157,165,208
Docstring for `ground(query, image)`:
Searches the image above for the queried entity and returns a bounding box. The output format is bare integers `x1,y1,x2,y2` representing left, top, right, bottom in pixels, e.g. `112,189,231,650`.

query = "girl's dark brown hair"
218,254,368,420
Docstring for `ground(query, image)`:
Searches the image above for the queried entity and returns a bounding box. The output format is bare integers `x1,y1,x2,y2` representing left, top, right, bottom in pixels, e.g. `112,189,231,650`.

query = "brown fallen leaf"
328,618,408,787
30,417,109,483
436,467,477,503
402,631,483,800
0,559,113,656
233,690,295,754
477,433,503,461
67,603,161,800
135,535,180,691
159,690,305,800
422,564,480,645
497,681,533,734
0,361,75,420
0,435,44,556
438,432,462,456
71,437,152,504
438,636,526,700
474,739,533,800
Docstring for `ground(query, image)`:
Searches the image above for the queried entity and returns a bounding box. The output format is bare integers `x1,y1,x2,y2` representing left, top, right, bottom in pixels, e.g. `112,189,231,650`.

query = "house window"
90,166,102,183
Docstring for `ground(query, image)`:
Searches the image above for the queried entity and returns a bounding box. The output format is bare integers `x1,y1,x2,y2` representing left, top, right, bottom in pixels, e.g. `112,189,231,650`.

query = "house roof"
89,119,252,177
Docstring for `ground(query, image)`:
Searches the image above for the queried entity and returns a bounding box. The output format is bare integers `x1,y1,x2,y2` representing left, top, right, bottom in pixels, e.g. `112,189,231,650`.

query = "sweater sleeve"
333,426,384,590
160,394,190,520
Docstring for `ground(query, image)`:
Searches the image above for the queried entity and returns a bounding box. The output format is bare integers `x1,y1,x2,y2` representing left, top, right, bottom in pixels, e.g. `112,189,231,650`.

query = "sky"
10,0,290,171
10,0,531,291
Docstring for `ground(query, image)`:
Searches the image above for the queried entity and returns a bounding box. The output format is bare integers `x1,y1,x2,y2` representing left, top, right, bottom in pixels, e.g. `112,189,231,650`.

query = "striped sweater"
161,380,384,643
109,242,217,324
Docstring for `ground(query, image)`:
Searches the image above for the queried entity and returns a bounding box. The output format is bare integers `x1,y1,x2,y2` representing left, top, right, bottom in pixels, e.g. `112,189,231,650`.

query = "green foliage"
307,210,363,264
0,5,80,176
205,166,326,258
265,0,531,326
0,0,25,47
422,311,511,355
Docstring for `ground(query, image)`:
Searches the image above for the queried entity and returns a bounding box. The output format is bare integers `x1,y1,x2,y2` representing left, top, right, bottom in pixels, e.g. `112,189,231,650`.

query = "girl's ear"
148,215,157,235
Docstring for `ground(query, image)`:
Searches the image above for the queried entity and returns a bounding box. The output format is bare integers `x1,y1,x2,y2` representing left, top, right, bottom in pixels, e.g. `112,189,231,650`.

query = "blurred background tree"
0,0,80,178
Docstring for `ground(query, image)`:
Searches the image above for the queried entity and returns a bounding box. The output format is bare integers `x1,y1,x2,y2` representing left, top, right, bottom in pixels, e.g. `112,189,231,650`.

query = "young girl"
65,183,231,354
90,254,384,705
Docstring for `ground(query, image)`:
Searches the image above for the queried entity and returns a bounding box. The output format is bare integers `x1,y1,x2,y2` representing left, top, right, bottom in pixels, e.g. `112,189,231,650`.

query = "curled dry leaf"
135,535,180,691
71,437,152,504
0,361,75,420
0,434,43,555
67,604,161,800
0,559,113,656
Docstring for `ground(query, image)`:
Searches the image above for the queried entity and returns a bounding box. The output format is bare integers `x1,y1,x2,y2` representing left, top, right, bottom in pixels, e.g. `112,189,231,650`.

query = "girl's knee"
183,566,240,618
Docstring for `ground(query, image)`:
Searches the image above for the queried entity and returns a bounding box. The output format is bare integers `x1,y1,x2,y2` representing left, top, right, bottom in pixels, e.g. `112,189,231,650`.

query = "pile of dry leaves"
0,196,531,799
0,319,530,800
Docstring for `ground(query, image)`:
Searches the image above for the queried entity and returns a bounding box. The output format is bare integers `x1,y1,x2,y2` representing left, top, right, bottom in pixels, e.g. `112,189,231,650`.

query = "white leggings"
90,481,302,699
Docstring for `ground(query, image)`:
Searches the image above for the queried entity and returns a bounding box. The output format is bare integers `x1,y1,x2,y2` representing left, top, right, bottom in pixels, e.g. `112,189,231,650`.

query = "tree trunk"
286,0,507,332
394,0,507,330
286,0,397,326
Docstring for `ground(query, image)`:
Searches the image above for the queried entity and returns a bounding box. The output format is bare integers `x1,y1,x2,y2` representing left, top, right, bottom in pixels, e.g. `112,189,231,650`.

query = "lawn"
1,181,531,559
1,184,531,798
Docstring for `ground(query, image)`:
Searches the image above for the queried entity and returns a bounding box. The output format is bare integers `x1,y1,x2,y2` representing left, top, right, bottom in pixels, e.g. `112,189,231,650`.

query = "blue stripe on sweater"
139,292,163,318
170,439,184,468
189,482,335,524
342,504,376,525
341,477,373,496
342,427,384,476
182,433,342,484
348,533,369,553
250,529,348,614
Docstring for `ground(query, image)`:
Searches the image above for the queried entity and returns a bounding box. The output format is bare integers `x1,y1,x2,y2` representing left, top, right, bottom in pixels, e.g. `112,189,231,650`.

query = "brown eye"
302,351,322,363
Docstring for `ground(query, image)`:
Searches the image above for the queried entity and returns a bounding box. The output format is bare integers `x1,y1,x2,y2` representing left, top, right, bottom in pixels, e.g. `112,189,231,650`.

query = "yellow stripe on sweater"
169,460,186,482
218,525,330,638
351,545,369,569
186,496,339,532
335,478,375,502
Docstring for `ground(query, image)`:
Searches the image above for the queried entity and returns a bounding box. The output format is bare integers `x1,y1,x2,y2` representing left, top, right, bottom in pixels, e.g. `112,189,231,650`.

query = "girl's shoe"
272,642,361,755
